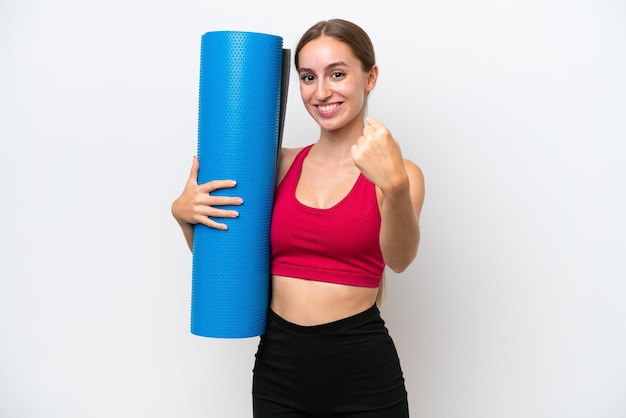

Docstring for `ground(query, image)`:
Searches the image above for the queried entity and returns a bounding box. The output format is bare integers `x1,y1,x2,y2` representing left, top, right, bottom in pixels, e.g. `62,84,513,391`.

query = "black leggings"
252,304,409,417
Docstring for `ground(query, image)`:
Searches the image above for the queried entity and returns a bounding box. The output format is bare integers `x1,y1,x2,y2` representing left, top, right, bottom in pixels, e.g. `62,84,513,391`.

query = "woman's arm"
351,117,425,272
378,159,424,272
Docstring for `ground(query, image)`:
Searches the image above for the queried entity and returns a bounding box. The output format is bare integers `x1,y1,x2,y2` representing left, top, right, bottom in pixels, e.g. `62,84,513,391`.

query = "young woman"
172,18,425,417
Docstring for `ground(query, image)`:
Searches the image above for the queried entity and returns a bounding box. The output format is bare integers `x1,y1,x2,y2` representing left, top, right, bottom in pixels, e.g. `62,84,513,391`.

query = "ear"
365,64,379,92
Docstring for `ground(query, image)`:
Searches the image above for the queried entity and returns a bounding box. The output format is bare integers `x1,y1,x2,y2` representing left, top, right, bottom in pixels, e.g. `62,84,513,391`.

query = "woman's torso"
270,146,382,326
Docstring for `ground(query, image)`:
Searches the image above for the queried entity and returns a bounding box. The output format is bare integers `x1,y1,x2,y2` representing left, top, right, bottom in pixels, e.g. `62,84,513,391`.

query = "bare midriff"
270,275,379,326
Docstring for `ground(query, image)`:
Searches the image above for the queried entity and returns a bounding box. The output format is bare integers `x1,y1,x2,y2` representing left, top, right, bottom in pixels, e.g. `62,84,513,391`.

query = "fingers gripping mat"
191,31,287,338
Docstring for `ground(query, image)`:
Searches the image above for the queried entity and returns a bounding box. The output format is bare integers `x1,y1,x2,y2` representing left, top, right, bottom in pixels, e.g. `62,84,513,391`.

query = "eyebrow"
298,61,350,74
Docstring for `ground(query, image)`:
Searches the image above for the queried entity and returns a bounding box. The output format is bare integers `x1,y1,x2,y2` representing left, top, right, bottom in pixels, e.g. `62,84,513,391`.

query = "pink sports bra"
270,145,385,287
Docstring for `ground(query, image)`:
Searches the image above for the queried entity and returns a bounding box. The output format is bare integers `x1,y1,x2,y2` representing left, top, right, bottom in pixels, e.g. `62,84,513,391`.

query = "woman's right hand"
171,156,242,232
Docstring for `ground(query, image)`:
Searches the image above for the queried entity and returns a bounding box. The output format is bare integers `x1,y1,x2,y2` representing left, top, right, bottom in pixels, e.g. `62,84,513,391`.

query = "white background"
1,0,625,417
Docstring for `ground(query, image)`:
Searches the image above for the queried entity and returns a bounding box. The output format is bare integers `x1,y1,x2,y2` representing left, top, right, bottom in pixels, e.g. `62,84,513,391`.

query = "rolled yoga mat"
191,31,290,338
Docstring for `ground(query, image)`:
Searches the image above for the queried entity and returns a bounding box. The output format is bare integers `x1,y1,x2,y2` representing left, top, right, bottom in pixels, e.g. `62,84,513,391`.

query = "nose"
315,78,332,101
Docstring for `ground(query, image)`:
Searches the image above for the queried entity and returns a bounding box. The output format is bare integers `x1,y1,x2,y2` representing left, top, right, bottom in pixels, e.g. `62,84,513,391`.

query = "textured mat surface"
191,31,286,338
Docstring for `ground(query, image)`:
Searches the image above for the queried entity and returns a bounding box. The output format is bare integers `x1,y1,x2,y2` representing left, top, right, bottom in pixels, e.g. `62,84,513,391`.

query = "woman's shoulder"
403,158,424,183
403,158,425,213
280,146,305,161
276,146,306,185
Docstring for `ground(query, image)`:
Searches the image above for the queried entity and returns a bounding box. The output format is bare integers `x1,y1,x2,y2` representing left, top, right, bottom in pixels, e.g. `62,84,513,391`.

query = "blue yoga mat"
190,31,289,338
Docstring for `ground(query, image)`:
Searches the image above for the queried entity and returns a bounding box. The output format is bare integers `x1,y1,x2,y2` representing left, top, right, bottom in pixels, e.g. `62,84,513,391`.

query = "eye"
331,71,345,79
300,74,315,83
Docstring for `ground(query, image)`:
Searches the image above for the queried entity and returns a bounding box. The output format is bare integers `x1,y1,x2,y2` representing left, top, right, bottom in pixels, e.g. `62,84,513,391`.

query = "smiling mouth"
317,103,340,112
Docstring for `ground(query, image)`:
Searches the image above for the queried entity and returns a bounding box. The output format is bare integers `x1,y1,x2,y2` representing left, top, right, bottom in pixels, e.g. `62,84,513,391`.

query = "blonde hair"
295,19,376,73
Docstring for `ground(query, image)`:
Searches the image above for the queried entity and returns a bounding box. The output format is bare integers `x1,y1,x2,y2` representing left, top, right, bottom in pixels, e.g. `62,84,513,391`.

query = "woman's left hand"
350,117,409,196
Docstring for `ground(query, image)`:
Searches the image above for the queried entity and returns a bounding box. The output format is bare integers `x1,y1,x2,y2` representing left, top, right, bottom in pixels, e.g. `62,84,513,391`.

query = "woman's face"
297,36,376,132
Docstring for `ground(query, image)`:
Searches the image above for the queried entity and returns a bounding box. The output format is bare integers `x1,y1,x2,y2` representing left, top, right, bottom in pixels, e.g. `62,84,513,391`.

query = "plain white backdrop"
1,0,625,417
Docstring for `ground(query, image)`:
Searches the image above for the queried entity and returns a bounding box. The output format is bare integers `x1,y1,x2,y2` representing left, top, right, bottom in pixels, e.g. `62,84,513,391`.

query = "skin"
171,35,425,326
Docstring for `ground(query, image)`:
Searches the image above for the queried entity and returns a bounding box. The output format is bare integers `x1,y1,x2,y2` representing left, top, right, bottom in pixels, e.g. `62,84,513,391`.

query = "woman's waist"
270,275,379,326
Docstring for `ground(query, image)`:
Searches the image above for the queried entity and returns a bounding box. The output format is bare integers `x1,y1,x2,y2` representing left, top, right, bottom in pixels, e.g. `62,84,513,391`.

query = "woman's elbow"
386,251,417,274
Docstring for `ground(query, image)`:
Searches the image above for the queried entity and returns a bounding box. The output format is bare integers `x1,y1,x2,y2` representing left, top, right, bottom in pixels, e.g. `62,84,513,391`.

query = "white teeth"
318,104,338,111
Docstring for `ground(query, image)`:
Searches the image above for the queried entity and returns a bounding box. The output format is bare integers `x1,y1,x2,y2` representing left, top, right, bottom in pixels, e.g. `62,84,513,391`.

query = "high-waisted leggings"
252,304,409,417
